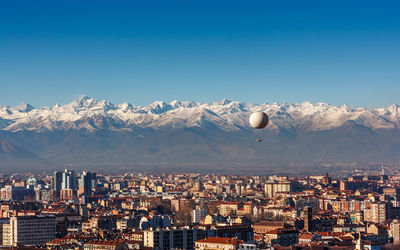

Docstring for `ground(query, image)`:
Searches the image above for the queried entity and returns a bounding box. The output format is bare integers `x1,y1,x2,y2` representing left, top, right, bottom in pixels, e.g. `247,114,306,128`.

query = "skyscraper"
52,169,77,200
51,171,63,198
78,171,96,195
61,169,76,190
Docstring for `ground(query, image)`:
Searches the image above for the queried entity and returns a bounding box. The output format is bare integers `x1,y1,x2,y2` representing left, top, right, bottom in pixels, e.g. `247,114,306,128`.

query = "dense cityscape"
0,167,399,249
2,0,399,249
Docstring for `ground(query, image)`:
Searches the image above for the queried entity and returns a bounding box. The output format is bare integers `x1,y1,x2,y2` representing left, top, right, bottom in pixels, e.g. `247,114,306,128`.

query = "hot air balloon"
249,111,269,142
249,111,269,129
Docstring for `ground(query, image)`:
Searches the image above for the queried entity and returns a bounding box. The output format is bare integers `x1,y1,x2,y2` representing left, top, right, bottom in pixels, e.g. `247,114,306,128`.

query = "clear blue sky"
1,0,399,108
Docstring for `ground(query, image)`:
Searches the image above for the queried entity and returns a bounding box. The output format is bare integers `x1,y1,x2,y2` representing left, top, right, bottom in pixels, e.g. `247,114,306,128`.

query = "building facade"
2,215,56,247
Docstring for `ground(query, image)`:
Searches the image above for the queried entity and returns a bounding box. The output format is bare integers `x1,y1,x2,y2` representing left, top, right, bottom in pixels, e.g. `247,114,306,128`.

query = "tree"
207,202,219,215
174,210,192,227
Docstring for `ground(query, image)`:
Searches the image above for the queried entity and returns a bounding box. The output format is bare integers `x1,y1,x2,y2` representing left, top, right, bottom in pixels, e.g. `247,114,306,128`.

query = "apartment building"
2,215,56,247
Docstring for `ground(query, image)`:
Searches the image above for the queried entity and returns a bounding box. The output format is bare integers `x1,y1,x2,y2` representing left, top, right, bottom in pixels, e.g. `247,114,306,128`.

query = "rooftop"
195,237,244,245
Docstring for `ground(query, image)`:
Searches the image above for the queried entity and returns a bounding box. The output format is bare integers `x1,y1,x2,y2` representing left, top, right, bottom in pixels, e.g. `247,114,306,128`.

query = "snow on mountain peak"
118,102,135,112
149,101,173,114
0,97,399,132
64,96,116,113
387,104,399,115
10,103,35,113
170,100,181,108
218,98,232,105
19,103,35,112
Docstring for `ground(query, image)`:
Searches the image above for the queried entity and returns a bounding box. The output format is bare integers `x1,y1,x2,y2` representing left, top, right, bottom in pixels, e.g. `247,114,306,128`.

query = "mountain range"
1,96,399,174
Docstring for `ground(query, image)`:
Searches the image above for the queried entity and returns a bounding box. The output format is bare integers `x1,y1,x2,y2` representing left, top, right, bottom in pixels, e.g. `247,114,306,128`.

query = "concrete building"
264,181,296,198
252,221,285,236
364,202,391,224
2,215,56,247
303,206,313,232
51,171,63,198
391,219,400,245
192,208,207,223
0,185,32,201
144,227,207,249
79,171,96,195
218,202,242,216
0,218,10,245
264,228,299,246
52,169,77,199
61,169,76,190
367,223,389,245
340,180,374,192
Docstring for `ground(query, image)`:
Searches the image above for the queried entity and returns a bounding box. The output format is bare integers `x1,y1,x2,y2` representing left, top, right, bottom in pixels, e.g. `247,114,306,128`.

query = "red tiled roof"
299,233,313,240
195,237,243,245
85,239,126,246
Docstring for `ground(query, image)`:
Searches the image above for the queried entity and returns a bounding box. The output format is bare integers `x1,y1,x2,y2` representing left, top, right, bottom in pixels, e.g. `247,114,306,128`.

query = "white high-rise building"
192,208,207,223
61,169,76,190
264,181,292,198
391,220,400,245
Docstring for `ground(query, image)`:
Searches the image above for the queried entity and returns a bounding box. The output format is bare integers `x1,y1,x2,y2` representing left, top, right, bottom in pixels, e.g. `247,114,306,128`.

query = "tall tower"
51,171,63,198
56,169,77,200
61,169,76,190
78,171,96,195
322,173,331,185
303,206,313,232
355,232,363,250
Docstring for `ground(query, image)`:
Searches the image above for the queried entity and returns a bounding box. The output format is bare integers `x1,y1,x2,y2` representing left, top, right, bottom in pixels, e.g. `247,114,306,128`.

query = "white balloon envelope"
249,111,269,129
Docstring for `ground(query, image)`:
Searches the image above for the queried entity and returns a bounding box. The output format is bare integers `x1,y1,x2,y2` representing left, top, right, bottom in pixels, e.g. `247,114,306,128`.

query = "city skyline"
1,169,400,248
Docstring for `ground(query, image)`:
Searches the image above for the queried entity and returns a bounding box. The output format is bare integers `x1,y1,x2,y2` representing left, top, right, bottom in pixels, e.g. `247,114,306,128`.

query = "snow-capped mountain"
1,95,399,132
1,96,400,172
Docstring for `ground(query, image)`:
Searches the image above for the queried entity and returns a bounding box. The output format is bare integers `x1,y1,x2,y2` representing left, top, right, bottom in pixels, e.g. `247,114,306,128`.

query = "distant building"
139,215,172,230
0,185,32,201
192,208,207,223
35,187,51,201
340,180,375,192
52,169,77,199
79,171,96,195
252,220,285,236
51,171,63,198
364,202,391,224
219,202,242,216
303,206,313,231
322,173,331,185
264,181,300,198
62,169,76,190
